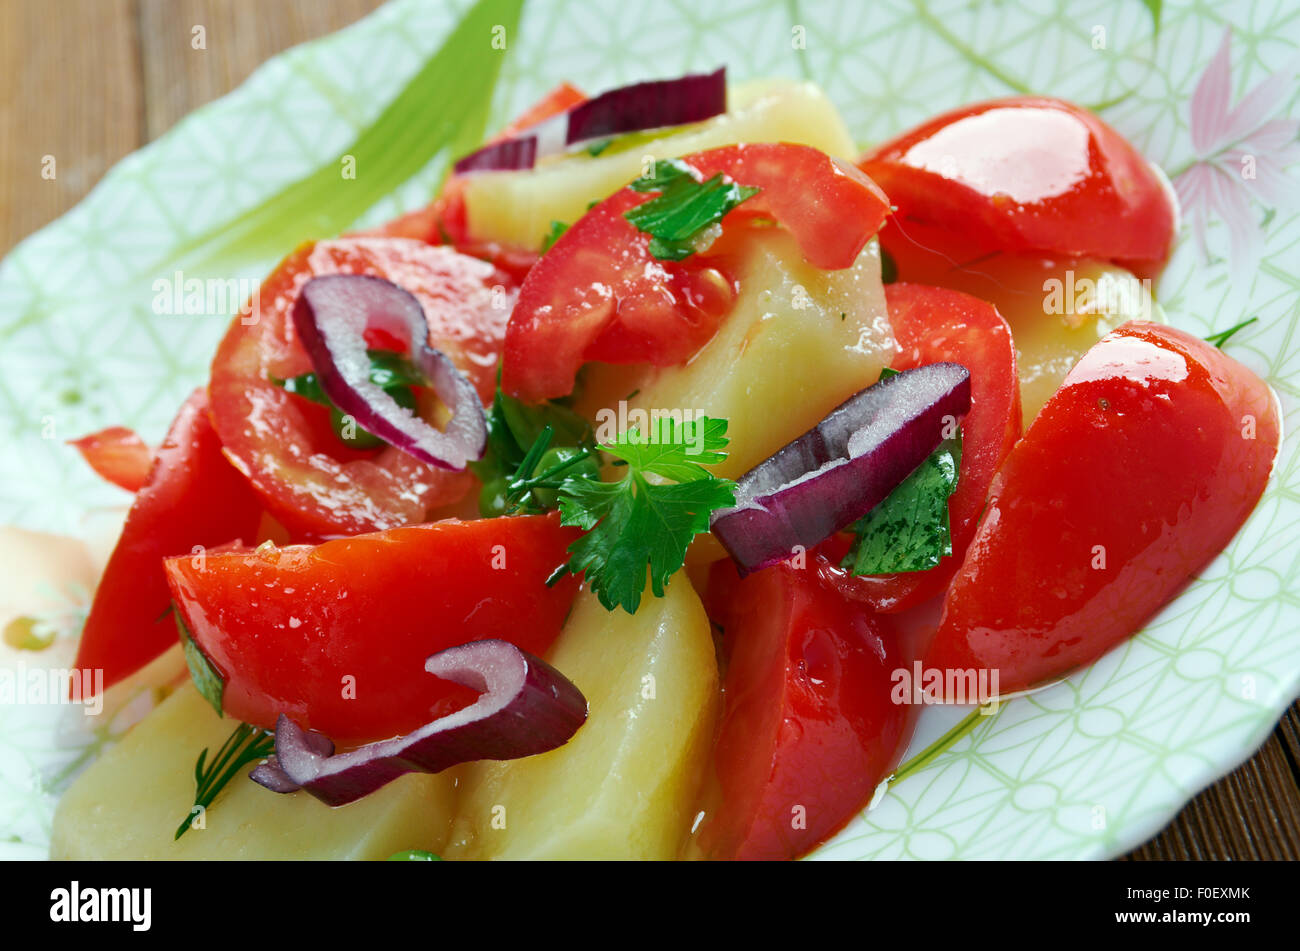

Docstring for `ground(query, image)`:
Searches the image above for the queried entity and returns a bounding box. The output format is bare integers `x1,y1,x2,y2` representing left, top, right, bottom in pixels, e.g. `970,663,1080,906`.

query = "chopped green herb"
628,158,693,192
557,417,736,614
388,849,442,861
879,245,898,284
274,349,422,448
584,138,613,157
842,431,962,576
541,219,569,252
177,610,225,717
176,722,275,840
469,379,595,515
624,159,759,261
1204,316,1258,349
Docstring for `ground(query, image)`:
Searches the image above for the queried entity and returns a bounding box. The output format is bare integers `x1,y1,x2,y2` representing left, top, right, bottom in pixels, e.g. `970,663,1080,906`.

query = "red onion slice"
292,274,487,470
250,639,587,807
453,68,726,173
711,363,971,575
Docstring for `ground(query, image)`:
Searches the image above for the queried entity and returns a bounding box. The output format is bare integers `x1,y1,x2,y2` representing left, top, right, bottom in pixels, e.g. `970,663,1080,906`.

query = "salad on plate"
42,67,1280,861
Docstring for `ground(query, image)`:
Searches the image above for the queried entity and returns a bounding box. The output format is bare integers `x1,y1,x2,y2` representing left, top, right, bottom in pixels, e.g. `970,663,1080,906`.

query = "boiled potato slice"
51,683,454,860
445,577,718,860
576,231,893,480
463,80,858,250
883,252,1161,423
1008,260,1162,422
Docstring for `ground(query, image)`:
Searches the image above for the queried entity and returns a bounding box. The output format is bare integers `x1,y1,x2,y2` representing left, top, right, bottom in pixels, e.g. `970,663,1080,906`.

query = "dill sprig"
175,722,276,840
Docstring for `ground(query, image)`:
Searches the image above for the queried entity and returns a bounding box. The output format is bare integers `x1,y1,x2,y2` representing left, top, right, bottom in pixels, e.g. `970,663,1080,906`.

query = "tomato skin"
209,237,511,539
67,426,153,493
72,389,264,693
814,283,1021,612
926,322,1280,694
164,514,581,744
698,559,913,861
502,143,891,402
860,97,1176,280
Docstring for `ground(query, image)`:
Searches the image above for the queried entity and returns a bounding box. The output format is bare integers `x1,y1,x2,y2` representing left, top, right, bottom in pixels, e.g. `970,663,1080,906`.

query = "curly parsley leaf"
842,430,962,576
557,417,736,614
624,159,759,261
611,415,730,481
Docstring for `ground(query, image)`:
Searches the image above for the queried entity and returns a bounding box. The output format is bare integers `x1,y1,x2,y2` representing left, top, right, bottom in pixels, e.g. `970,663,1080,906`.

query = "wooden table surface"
3,0,1297,861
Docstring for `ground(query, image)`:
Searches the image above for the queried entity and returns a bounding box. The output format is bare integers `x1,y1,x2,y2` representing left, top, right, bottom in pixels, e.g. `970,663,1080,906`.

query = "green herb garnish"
541,219,569,252
388,849,443,861
624,159,759,261
584,138,613,157
470,380,595,515
176,611,225,717
1204,316,1258,349
557,417,736,614
274,349,422,449
879,245,898,284
176,722,275,840
841,432,962,575
840,366,962,575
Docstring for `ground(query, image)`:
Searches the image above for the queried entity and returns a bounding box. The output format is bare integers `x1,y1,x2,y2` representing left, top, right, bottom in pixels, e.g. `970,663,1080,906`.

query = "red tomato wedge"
815,283,1021,612
697,559,913,861
209,237,512,540
73,389,264,693
860,97,1177,280
926,322,1280,694
502,143,891,402
164,514,581,744
68,426,153,493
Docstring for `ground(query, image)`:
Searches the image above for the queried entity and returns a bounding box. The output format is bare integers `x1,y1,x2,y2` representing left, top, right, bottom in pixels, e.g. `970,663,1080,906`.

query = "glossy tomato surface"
165,513,581,744
816,283,1021,612
860,97,1177,279
927,322,1280,694
67,425,153,493
502,143,891,402
208,237,511,539
697,559,913,860
73,389,264,692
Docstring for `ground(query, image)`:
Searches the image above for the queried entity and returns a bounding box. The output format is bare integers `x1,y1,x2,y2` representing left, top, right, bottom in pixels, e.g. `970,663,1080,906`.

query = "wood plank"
136,0,385,141
0,0,142,257
1124,701,1300,860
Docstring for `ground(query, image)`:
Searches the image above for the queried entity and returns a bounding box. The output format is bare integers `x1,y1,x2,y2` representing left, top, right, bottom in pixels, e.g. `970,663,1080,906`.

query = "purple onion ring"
292,273,487,470
710,363,972,575
250,639,588,807
453,68,727,174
